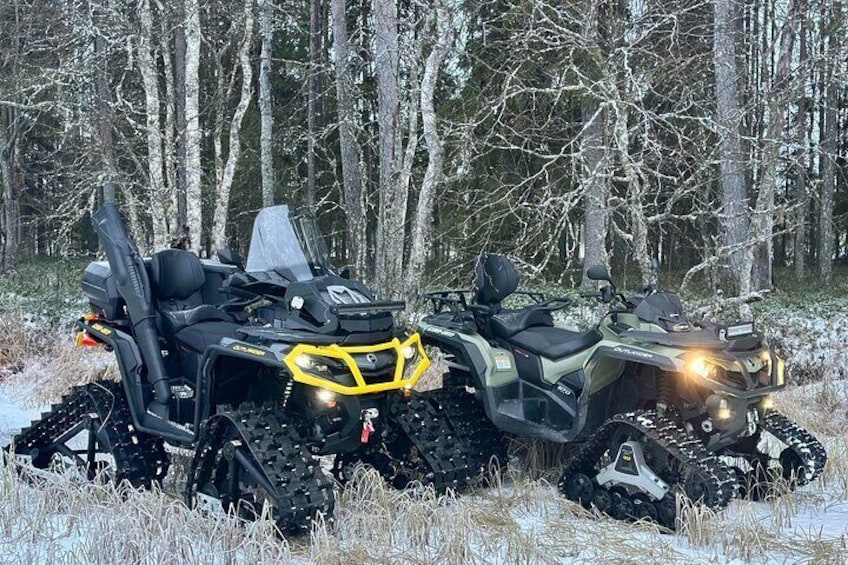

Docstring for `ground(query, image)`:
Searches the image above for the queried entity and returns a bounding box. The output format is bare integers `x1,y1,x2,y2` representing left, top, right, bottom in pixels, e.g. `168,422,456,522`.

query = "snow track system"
185,403,334,535
558,409,827,529
333,394,479,494
421,388,508,481
5,382,169,488
762,411,827,486
558,410,737,529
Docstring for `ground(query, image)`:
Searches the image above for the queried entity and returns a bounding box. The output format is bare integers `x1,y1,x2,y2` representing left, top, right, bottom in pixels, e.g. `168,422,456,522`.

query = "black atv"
417,254,826,528
4,203,476,533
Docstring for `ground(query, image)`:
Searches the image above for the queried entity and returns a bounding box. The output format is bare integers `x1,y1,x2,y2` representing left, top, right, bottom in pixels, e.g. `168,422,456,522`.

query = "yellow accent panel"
283,333,431,396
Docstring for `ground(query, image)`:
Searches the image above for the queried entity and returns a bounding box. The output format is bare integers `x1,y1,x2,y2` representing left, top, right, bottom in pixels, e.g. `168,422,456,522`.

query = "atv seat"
149,249,240,353
508,327,602,360
474,253,601,360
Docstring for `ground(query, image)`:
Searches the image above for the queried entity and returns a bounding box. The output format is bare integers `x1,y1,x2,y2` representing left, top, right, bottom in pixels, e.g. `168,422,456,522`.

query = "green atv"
418,253,826,528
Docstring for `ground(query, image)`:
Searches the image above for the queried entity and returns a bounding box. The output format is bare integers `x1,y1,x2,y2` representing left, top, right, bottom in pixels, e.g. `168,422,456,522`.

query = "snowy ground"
1,368,847,564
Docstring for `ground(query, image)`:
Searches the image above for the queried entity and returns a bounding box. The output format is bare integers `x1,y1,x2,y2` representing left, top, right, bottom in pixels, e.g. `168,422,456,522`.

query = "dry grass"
3,339,848,563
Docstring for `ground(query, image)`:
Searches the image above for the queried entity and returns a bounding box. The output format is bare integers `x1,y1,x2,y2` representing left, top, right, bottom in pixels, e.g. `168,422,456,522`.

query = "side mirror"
586,264,612,283
339,267,352,280
218,248,244,270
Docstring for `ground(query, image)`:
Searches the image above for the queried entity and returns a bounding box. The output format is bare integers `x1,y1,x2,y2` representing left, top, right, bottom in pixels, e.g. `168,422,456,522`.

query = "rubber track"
763,411,827,486
7,381,169,488
421,388,507,479
558,410,737,524
385,395,474,493
186,403,334,534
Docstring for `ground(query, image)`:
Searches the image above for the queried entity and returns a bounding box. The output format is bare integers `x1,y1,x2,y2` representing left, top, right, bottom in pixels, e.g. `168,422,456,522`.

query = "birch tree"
713,0,752,296
258,0,275,207
183,0,202,254
331,0,366,276
407,0,453,296
752,0,803,290
211,0,255,251
372,0,404,298
819,0,842,287
138,0,169,250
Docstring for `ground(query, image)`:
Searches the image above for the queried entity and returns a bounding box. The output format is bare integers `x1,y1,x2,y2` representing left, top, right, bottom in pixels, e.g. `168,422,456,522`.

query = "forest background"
0,0,845,302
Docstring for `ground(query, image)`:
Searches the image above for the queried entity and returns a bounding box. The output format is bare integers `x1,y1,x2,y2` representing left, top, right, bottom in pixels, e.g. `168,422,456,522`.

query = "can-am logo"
613,347,654,360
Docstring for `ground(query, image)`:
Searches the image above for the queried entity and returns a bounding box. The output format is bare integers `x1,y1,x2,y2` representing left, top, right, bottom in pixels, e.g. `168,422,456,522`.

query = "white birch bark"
138,0,169,250
157,0,179,240
407,0,452,296
330,0,366,276
184,0,202,254
752,0,801,290
211,0,255,250
819,0,842,287
372,0,404,298
713,0,752,296
259,0,275,207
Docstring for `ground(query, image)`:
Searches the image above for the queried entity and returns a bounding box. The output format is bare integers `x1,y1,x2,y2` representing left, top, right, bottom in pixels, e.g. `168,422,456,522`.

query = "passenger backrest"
149,249,207,312
474,253,518,310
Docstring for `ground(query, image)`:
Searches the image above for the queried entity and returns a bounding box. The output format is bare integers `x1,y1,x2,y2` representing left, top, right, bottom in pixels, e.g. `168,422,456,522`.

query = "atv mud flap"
185,403,333,534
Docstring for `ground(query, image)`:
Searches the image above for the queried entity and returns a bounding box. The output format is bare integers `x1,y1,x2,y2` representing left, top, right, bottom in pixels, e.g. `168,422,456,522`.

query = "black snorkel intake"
91,202,171,419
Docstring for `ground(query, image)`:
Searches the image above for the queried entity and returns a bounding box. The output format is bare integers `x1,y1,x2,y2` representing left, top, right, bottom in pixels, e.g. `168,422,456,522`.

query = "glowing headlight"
316,389,334,403
401,345,418,360
687,357,723,380
762,396,775,410
294,354,328,373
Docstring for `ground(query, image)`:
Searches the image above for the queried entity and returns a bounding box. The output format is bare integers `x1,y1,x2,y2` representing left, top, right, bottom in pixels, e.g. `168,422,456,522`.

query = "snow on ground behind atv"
2,305,848,562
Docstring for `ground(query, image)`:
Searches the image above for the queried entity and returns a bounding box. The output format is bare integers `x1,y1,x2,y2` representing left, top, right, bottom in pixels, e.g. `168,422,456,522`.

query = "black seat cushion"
163,304,234,335
491,308,553,338
174,321,241,353
509,327,603,360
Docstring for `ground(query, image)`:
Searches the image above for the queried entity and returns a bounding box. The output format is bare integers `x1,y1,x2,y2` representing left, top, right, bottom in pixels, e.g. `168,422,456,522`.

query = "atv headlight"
294,354,329,374
687,356,726,381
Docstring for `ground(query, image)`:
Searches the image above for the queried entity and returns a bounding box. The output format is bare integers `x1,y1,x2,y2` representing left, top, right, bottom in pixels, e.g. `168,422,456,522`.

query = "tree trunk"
0,111,19,271
580,100,610,286
306,0,320,209
713,0,752,296
372,0,404,298
183,0,202,254
819,0,842,287
138,0,169,250
211,0,255,251
156,0,179,242
259,0,275,207
752,0,802,290
794,16,808,279
331,0,366,276
407,0,451,297
95,34,117,204
174,1,188,229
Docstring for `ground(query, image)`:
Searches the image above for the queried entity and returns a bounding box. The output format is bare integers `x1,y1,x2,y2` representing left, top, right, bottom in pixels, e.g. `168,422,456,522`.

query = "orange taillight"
76,331,101,347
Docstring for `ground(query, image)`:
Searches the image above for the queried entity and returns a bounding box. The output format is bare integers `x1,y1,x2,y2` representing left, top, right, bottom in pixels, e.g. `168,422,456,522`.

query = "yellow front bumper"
282,333,430,395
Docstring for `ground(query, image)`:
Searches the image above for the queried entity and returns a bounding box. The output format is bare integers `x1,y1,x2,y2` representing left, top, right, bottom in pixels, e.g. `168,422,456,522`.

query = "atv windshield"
245,205,333,281
633,292,689,330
